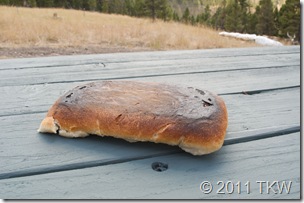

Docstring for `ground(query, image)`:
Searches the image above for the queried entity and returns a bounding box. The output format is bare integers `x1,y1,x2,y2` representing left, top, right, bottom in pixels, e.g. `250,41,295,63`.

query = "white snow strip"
219,31,283,46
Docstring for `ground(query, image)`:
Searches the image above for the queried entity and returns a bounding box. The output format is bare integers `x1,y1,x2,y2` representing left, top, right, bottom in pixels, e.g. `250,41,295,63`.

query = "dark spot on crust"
115,114,123,122
194,96,199,98
79,86,86,90
202,99,213,107
208,98,212,101
195,89,205,95
66,92,73,98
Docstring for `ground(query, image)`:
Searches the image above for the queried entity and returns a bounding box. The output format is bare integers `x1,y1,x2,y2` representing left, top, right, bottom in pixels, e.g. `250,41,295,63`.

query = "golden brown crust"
38,81,228,155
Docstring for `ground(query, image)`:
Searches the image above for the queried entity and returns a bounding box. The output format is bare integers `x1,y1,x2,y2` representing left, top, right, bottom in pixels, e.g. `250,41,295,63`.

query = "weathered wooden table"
0,46,300,199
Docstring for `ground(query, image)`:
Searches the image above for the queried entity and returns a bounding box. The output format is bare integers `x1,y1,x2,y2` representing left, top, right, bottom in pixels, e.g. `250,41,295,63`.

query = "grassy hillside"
0,6,259,54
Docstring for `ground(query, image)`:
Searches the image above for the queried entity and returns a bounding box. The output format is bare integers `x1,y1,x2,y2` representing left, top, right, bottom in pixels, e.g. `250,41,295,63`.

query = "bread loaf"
38,81,228,155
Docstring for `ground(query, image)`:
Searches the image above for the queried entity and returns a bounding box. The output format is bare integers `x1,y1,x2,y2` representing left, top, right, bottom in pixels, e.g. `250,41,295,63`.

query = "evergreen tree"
143,0,171,21
125,0,135,16
273,6,280,35
210,6,221,29
64,0,72,8
28,0,36,7
203,5,211,22
86,0,96,11
73,0,83,9
247,6,259,33
53,0,70,8
198,4,211,25
210,4,226,30
96,0,102,11
9,0,23,6
224,0,243,32
103,0,110,13
190,15,196,25
239,0,250,32
0,0,9,5
36,0,53,7
133,0,145,17
163,5,173,21
108,0,122,14
278,0,300,41
172,10,180,21
182,7,190,24
144,0,157,20
44,0,53,7
256,0,275,35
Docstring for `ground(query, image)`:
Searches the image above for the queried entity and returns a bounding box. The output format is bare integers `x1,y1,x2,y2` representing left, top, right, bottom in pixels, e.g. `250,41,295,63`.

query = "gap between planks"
0,127,299,181
0,85,299,118
0,64,299,87
0,46,299,71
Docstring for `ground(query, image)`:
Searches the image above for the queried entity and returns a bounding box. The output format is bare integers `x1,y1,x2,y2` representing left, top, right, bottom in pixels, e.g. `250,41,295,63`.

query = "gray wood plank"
0,132,299,199
0,46,300,199
0,66,299,117
0,51,299,87
0,88,299,176
0,46,299,70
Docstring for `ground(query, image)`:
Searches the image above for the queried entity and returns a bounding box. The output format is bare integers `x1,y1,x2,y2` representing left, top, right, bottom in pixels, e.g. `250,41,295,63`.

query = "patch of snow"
219,31,283,46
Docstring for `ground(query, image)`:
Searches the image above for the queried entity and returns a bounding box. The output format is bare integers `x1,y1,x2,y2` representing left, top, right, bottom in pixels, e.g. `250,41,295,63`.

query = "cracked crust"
38,81,228,155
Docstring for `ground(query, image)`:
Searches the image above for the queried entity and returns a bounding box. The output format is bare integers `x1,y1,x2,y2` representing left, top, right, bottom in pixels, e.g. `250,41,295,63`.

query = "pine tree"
239,0,250,32
0,0,9,5
278,0,300,41
125,0,135,16
87,0,96,11
273,6,280,35
45,0,53,7
144,0,157,20
133,0,145,17
256,0,275,35
210,4,226,30
143,0,171,21
72,0,83,9
10,0,23,6
96,0,102,11
247,6,259,34
172,10,180,21
36,0,54,7
64,0,76,8
108,0,122,14
224,0,243,32
190,15,196,25
53,0,68,8
28,0,36,7
203,4,211,22
182,7,190,24
101,0,109,13
164,5,173,21
210,6,221,29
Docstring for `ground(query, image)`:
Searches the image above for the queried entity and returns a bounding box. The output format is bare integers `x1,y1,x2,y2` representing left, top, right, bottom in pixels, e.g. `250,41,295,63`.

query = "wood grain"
0,88,299,176
0,66,299,117
0,132,299,199
0,51,299,87
0,46,300,199
0,46,299,70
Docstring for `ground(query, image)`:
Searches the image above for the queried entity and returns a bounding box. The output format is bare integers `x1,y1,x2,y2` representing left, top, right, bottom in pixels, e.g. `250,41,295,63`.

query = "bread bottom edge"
38,116,224,155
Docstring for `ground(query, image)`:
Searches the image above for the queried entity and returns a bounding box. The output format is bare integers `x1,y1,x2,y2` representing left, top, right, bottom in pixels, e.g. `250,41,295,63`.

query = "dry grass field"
0,6,260,58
